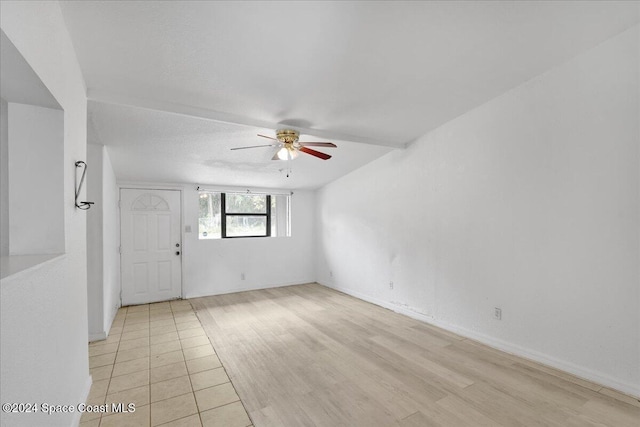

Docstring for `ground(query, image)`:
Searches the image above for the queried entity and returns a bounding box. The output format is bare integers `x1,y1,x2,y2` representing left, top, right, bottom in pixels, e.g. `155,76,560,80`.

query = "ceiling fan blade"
299,146,332,160
298,142,337,148
230,144,277,150
257,134,279,141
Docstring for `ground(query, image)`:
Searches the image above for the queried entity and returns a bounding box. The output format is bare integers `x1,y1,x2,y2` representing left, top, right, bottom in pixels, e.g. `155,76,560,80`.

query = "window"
199,191,290,239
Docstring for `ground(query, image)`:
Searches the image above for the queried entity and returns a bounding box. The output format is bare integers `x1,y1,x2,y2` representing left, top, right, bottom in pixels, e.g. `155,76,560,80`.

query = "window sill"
0,253,65,280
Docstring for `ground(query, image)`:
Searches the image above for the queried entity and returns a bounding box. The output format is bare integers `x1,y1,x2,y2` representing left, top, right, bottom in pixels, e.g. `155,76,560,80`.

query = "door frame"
118,184,184,305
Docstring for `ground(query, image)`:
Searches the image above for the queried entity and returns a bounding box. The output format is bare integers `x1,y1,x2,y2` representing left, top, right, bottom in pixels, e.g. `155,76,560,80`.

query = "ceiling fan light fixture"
240,129,336,161
276,144,299,161
276,147,290,160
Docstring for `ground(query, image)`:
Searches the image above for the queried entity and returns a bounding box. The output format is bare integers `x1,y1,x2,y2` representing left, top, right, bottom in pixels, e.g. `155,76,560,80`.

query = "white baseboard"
71,375,93,427
184,281,315,299
319,281,640,399
88,332,107,342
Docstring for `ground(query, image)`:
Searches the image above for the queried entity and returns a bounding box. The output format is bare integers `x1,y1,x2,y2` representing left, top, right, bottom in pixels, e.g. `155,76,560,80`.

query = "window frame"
221,192,272,238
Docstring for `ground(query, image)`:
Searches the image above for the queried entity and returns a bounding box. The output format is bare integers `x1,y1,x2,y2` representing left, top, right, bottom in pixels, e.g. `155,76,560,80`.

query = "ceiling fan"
231,129,337,160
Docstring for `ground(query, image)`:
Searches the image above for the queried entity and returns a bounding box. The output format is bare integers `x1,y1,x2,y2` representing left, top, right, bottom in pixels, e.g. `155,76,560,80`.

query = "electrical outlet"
389,281,394,290
494,307,502,320
241,273,245,280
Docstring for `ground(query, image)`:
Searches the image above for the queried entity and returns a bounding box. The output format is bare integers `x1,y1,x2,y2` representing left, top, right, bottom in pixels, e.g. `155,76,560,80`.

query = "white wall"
0,2,91,426
86,143,104,339
316,26,639,397
87,144,120,341
117,184,316,299
0,97,8,256
7,102,64,255
183,186,316,297
102,147,120,332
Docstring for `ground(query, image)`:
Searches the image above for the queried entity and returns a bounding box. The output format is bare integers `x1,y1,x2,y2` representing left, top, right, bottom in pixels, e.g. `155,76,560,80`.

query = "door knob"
176,243,180,247
175,251,180,255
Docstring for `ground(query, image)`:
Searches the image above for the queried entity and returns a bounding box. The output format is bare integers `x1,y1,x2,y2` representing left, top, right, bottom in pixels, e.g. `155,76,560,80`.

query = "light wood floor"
191,283,640,427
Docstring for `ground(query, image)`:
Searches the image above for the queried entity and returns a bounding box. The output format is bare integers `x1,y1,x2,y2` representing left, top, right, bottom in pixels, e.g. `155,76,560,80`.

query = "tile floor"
81,300,253,427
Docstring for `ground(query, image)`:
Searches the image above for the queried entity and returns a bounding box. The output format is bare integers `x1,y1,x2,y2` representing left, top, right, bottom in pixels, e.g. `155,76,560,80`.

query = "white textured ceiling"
62,1,639,187
88,101,392,189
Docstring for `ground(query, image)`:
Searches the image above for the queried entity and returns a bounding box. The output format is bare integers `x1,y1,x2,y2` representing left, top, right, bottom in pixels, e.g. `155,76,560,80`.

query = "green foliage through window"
199,191,290,239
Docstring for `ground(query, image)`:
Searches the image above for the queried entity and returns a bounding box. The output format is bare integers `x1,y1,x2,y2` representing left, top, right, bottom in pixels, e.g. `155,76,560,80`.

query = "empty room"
0,1,638,426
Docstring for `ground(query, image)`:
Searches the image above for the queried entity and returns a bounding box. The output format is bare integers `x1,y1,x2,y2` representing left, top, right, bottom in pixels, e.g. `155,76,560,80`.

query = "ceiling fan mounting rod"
276,129,300,144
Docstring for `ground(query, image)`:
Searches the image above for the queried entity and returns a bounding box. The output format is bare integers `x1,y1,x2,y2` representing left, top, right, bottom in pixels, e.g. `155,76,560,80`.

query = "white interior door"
120,188,182,305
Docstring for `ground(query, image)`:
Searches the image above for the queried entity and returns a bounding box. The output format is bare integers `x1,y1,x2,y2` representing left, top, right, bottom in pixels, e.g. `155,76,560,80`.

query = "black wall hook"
75,161,94,210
